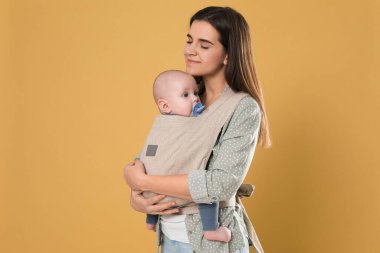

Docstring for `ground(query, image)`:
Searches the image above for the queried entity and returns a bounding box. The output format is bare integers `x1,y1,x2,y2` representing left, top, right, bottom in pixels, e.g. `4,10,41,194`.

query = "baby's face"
166,77,200,116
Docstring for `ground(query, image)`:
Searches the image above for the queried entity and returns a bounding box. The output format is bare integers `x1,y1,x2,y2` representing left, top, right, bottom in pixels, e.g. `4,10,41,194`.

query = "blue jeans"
161,234,250,253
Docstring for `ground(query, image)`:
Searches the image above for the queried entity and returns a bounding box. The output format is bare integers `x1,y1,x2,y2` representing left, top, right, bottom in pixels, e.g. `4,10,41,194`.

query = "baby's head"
153,70,200,116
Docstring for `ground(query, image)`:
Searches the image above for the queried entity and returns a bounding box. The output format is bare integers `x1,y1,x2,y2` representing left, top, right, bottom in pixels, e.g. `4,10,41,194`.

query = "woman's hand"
124,160,180,214
123,160,147,190
130,190,180,215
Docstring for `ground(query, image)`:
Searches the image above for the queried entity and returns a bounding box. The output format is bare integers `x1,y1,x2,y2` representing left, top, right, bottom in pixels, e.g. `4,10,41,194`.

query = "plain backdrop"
1,0,380,252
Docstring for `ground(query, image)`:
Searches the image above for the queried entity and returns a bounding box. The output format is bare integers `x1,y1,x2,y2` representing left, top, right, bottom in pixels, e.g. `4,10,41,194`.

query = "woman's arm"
188,97,261,203
124,160,192,200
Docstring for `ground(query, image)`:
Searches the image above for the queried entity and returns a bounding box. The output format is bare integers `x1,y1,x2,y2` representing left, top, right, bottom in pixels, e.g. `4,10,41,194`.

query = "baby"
144,70,231,242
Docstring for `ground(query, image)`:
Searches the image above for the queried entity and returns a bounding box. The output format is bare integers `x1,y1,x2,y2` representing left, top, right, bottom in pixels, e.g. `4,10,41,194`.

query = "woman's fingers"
156,208,181,215
134,159,144,168
130,190,179,214
146,199,180,215
145,194,167,205
146,195,179,215
130,190,146,212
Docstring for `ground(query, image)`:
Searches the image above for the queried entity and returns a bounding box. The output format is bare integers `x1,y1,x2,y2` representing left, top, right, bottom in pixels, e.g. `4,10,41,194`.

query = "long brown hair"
190,6,271,148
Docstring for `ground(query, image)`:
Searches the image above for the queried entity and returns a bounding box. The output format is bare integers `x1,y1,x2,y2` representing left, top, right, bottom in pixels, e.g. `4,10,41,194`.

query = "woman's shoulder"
233,94,261,120
220,94,261,136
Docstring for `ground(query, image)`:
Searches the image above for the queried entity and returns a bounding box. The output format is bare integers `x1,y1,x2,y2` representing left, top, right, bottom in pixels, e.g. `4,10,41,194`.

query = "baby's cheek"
188,105,194,116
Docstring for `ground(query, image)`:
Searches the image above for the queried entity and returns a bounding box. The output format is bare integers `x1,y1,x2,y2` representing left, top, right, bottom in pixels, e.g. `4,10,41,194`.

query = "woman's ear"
157,99,171,114
223,54,228,65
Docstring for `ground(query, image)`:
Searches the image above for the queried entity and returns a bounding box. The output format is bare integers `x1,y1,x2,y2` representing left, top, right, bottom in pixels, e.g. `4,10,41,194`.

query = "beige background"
1,0,380,252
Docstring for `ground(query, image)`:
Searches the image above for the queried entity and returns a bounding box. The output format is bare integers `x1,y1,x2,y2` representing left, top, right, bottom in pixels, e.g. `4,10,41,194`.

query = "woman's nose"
184,43,197,56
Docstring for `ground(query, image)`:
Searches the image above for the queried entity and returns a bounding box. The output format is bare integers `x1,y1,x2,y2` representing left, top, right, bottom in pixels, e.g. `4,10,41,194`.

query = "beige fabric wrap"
140,88,264,251
140,88,248,214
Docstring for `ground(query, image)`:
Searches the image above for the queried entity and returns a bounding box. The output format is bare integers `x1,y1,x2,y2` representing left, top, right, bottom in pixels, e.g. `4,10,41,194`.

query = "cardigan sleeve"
188,97,261,203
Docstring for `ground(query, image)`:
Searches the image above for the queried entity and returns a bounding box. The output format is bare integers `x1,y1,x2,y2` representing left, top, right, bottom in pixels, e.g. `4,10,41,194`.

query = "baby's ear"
157,99,171,114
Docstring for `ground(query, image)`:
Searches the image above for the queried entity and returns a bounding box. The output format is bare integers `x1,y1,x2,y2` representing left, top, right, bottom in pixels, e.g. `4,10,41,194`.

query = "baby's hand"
146,223,156,232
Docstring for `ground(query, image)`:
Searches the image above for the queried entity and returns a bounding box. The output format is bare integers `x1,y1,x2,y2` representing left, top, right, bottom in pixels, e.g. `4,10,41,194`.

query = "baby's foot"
203,226,231,242
146,223,156,232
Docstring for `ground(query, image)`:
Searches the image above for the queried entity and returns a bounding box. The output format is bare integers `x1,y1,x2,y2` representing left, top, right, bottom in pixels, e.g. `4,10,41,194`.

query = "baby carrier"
140,87,264,252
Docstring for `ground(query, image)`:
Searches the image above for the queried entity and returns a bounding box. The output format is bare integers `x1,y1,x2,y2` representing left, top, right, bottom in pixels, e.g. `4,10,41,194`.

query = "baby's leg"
198,202,231,242
146,223,156,231
146,214,158,232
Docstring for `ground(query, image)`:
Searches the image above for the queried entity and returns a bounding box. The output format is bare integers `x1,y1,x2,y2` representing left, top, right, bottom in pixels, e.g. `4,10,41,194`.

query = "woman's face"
184,20,227,78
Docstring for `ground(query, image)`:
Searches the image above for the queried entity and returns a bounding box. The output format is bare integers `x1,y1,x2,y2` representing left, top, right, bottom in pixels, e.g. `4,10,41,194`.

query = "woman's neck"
202,74,228,107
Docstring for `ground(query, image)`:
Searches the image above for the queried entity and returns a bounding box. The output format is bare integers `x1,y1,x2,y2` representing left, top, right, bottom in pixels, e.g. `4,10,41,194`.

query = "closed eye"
186,34,193,44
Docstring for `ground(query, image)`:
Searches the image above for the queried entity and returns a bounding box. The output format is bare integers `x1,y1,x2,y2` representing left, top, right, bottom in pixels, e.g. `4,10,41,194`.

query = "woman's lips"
186,59,200,64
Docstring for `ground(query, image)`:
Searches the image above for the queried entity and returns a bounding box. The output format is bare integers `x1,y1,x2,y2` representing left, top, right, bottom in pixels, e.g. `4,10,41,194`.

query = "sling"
140,87,264,252
140,87,247,213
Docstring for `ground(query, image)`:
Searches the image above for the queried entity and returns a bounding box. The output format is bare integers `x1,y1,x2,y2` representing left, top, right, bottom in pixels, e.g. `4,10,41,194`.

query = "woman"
124,6,271,253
